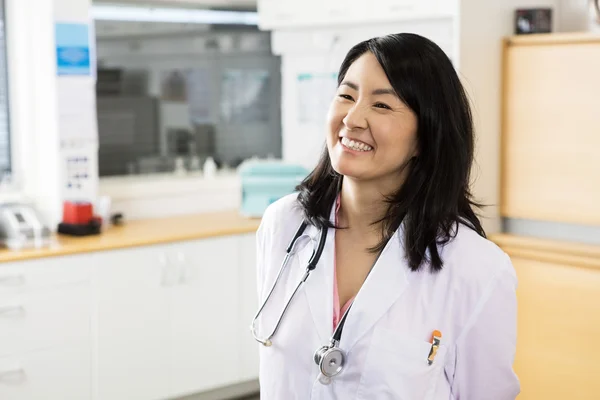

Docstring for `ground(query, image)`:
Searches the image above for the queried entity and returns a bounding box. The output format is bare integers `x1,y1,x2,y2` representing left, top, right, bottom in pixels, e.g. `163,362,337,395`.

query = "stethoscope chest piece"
314,345,345,378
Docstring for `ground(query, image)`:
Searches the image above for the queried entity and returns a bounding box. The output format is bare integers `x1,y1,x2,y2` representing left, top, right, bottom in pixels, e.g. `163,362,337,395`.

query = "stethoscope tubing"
251,221,327,346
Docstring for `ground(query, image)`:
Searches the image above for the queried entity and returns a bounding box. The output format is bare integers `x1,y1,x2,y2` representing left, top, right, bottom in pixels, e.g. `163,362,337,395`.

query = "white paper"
296,72,338,125
57,77,98,143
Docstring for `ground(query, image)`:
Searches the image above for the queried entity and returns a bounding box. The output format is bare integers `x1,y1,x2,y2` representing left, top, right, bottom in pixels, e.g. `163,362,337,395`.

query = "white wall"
457,0,560,234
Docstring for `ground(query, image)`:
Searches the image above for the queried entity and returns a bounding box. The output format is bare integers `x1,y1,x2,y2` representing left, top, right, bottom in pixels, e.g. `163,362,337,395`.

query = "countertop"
490,233,600,271
0,210,261,263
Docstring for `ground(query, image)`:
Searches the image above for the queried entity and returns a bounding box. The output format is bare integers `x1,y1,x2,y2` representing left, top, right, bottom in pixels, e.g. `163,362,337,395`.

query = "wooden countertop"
505,32,600,46
0,210,261,263
490,233,600,271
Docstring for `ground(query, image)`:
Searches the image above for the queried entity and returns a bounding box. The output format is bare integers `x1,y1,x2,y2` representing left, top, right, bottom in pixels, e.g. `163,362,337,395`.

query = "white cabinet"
0,344,91,400
0,255,90,295
94,234,252,400
0,231,259,400
0,255,92,400
238,233,259,382
0,282,91,357
94,246,171,400
258,0,453,29
169,237,240,398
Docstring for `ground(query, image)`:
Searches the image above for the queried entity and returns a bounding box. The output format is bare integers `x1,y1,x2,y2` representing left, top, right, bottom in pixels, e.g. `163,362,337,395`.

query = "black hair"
296,33,485,273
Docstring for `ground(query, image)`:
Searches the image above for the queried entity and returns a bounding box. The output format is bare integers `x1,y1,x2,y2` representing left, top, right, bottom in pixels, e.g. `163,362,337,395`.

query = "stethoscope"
250,220,354,380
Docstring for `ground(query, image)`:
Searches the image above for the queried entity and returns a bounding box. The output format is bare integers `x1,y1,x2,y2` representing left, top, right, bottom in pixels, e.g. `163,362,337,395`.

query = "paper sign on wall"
296,72,338,125
55,23,92,76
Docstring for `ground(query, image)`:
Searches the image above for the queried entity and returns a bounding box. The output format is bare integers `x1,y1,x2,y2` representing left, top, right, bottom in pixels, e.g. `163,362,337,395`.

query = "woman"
253,33,519,399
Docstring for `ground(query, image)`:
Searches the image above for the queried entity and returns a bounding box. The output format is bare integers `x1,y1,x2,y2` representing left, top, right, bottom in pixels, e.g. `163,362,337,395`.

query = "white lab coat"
255,194,520,400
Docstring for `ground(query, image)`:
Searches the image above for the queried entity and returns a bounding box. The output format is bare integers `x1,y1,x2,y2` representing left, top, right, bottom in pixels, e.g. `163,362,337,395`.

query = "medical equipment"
238,160,309,218
0,203,52,249
250,220,355,379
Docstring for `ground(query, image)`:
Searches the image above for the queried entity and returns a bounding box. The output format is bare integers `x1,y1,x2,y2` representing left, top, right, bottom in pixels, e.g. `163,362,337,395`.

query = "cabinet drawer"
0,255,91,294
0,282,91,357
0,344,91,400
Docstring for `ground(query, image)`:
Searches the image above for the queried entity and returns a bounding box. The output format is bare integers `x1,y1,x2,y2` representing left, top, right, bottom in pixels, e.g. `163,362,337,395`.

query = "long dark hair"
296,33,485,273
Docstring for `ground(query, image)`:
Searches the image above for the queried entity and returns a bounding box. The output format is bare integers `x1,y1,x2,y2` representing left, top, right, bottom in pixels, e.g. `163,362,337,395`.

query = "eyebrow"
340,81,397,96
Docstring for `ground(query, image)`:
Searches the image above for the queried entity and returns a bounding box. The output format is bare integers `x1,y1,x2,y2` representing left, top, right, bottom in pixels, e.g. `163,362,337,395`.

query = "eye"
374,102,391,110
338,94,354,101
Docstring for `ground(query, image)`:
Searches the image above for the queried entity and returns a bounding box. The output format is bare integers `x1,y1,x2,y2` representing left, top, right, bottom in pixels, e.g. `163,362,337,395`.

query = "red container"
63,201,93,225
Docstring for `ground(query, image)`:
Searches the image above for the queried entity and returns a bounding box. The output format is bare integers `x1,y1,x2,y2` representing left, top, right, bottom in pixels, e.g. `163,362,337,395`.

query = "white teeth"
341,137,372,152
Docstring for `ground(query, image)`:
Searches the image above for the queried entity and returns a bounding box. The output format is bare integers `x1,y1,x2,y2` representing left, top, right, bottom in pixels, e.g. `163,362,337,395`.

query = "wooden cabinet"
492,234,600,400
501,34,600,225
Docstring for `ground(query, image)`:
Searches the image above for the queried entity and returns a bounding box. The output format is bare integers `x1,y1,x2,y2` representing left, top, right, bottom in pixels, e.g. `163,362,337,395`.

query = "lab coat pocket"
357,327,448,400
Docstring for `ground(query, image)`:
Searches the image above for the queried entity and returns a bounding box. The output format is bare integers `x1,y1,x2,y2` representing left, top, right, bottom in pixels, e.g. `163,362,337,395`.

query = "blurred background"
0,0,598,399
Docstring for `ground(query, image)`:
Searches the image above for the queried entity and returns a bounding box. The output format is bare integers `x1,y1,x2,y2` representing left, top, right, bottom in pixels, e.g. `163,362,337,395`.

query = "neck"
338,177,394,233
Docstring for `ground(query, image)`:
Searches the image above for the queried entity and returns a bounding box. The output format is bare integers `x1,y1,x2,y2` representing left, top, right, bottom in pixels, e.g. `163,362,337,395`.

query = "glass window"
0,0,11,180
93,4,281,177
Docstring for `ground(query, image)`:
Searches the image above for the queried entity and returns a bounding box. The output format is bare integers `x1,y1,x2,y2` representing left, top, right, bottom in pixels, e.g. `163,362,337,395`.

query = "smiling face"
326,52,419,189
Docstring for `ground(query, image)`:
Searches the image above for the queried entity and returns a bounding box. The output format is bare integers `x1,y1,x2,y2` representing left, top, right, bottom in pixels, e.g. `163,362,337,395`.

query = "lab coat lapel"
297,208,336,344
341,227,409,351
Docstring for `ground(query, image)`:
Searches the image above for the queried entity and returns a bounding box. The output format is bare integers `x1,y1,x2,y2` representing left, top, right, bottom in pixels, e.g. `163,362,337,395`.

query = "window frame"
0,0,12,184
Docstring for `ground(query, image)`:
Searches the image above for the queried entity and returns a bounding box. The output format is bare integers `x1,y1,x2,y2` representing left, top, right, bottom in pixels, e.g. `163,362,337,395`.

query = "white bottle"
203,156,217,179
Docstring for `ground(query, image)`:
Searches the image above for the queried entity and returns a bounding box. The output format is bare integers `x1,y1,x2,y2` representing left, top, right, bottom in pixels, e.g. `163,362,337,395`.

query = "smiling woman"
254,33,520,400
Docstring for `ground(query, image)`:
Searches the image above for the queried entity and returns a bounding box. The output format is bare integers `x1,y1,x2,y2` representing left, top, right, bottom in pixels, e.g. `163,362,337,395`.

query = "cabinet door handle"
0,368,26,383
161,265,170,287
176,252,187,284
0,274,26,287
159,254,170,287
0,305,25,317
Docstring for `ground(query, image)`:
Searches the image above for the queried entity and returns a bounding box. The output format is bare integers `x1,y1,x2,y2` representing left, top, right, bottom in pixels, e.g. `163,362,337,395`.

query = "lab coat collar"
341,227,409,351
297,201,410,349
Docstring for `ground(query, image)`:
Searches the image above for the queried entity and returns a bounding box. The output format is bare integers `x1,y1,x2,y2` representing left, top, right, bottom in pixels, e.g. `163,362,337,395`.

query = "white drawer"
0,282,91,357
0,344,91,400
0,255,91,294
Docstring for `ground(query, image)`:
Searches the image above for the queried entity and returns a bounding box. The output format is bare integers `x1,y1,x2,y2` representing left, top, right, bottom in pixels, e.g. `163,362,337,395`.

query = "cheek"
327,102,346,134
373,119,418,157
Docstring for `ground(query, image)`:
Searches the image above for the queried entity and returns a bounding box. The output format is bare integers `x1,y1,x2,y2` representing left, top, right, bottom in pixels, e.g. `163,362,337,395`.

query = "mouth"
340,137,373,152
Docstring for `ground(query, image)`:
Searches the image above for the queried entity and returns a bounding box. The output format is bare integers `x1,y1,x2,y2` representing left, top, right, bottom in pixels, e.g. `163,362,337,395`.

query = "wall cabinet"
0,232,259,400
257,0,455,30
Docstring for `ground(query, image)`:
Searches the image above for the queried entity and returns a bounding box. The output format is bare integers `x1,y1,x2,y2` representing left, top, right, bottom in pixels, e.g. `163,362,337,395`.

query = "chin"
331,158,368,180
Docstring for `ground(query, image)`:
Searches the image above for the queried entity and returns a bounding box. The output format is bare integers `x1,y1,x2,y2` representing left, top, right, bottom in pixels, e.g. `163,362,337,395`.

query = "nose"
342,104,368,131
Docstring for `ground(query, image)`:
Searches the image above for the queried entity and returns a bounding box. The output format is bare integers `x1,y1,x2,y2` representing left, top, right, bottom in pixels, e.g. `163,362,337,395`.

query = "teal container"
238,160,309,218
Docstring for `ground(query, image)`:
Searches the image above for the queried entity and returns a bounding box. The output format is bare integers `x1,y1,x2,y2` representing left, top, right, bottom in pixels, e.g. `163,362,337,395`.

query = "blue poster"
55,23,91,76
